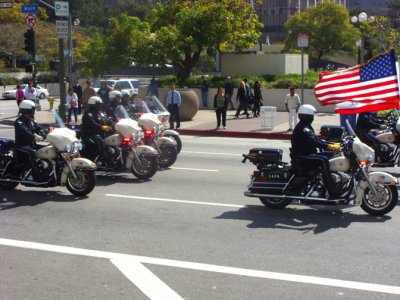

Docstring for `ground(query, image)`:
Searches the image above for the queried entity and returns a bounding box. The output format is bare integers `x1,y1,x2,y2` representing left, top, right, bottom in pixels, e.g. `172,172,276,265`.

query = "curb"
176,129,292,140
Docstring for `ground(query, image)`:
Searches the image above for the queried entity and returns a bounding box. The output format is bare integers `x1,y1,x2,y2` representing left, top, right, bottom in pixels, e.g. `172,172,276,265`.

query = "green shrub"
0,77,19,85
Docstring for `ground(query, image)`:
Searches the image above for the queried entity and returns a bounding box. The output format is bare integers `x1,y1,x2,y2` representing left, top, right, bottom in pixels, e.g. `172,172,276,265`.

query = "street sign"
56,20,68,38
297,33,309,48
24,14,36,29
55,1,69,17
64,50,72,57
0,0,13,9
21,4,38,14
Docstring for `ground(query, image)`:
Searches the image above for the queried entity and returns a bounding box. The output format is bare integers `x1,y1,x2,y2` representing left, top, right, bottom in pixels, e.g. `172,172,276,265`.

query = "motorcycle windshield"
114,105,130,119
146,96,168,114
134,97,151,114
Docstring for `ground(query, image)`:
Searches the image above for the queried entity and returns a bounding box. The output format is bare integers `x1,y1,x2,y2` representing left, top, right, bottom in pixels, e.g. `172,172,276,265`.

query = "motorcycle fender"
368,171,398,184
163,129,179,136
155,136,176,147
136,145,158,156
60,158,96,185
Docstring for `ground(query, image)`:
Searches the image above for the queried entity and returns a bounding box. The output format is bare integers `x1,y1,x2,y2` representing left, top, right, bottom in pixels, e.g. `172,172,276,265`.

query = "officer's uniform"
291,119,333,189
81,108,109,158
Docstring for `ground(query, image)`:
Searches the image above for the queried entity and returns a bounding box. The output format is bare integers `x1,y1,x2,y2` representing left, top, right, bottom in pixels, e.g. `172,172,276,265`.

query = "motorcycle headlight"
70,141,82,155
367,154,375,164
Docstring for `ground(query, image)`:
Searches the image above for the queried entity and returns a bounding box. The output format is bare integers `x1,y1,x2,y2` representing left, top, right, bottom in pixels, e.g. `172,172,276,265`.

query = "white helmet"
298,104,316,116
19,100,36,110
88,96,103,105
109,90,122,99
121,91,130,98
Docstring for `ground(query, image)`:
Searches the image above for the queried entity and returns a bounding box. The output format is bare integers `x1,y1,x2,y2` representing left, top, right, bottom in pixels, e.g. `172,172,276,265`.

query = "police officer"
81,96,112,159
14,100,47,175
355,112,386,146
107,90,124,122
290,104,340,196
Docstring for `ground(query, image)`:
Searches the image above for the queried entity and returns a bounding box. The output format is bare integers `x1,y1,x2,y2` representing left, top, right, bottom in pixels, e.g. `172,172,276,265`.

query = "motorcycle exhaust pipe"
0,178,49,186
244,191,346,203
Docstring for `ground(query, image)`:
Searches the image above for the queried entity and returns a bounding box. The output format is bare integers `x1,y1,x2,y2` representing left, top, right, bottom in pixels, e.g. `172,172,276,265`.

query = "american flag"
315,50,400,106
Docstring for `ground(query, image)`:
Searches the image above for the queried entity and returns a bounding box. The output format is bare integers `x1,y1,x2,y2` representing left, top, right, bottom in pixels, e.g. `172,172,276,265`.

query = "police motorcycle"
134,97,178,168
243,121,398,216
80,101,159,180
0,102,96,196
141,95,182,153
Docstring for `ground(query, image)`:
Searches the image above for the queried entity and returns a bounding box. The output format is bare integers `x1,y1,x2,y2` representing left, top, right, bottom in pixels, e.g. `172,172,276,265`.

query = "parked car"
93,79,116,93
2,84,50,100
113,79,140,97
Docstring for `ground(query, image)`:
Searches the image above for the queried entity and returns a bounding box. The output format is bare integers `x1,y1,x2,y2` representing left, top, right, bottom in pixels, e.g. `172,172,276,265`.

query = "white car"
113,79,140,97
2,84,50,100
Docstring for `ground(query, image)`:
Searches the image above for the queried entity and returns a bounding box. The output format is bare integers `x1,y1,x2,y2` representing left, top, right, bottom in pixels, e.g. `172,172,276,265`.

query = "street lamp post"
351,12,373,64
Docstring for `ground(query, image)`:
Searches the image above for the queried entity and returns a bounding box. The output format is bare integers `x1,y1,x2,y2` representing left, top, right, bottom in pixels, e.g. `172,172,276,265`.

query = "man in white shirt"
24,81,37,101
166,84,181,129
284,86,301,131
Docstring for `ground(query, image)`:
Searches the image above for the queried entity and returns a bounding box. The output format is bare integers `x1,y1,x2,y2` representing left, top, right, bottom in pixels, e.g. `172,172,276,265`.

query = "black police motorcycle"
242,133,398,216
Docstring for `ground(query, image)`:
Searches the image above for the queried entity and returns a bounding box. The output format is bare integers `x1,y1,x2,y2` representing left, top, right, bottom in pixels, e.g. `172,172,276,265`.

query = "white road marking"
1,238,399,295
105,194,244,208
182,150,241,156
169,166,219,172
111,259,183,300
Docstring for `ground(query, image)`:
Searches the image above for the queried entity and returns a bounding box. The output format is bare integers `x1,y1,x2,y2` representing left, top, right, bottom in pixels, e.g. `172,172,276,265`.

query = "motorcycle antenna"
346,119,356,136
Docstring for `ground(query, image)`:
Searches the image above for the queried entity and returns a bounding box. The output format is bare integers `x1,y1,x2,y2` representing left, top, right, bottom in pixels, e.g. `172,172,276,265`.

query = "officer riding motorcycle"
289,104,341,198
14,100,48,178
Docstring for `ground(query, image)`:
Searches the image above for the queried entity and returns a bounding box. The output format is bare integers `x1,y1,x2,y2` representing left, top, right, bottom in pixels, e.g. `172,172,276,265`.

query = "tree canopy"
83,0,263,81
284,1,359,70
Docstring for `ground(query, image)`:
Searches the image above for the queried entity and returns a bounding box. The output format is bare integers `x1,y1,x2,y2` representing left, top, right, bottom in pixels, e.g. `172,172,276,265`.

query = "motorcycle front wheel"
158,144,178,168
164,134,182,154
259,197,292,209
361,184,398,215
131,155,158,180
66,169,96,196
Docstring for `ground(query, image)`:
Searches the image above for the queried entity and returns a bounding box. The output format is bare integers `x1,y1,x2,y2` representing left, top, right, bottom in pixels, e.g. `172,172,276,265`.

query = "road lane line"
1,238,399,295
182,150,241,156
105,194,244,208
111,259,183,300
169,166,219,172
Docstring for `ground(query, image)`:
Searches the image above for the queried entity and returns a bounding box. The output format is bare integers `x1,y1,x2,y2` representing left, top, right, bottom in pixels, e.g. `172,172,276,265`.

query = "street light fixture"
351,12,374,64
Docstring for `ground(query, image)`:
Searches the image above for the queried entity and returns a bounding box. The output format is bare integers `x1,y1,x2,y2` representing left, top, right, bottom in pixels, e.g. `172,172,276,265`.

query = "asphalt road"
1,135,400,299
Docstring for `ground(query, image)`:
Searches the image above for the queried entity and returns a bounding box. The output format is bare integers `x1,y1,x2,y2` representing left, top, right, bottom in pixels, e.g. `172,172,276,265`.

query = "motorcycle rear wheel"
361,184,398,215
0,156,19,190
131,155,158,180
259,197,292,209
66,169,96,196
158,144,178,168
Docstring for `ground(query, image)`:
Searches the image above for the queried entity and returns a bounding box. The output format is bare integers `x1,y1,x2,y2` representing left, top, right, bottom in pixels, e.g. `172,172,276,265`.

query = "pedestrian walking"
166,84,181,129
285,86,301,131
224,76,235,110
234,81,249,119
214,87,228,129
73,79,83,114
201,76,209,108
16,84,25,107
66,87,78,123
252,81,263,117
24,81,37,101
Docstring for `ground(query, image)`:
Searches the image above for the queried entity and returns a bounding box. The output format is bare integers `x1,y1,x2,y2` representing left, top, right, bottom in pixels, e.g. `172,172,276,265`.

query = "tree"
83,0,263,82
386,0,400,30
284,1,359,70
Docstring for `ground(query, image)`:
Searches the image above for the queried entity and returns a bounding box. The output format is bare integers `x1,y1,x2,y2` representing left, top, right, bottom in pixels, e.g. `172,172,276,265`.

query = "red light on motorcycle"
49,127,54,132
145,129,153,136
359,160,368,166
162,117,167,123
123,137,132,143
253,171,260,177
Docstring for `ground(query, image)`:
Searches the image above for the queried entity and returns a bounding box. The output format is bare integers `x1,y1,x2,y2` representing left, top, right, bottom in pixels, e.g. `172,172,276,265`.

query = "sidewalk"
0,99,341,140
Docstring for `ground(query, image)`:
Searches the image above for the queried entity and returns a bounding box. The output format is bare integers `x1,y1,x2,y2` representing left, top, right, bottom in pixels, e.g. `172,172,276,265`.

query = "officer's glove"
34,133,44,142
380,124,387,130
327,143,341,152
101,125,111,132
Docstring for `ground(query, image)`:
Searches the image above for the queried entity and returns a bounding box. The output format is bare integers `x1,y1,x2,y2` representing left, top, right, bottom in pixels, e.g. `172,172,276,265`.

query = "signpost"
56,20,68,39
298,33,309,104
55,1,69,17
24,14,36,29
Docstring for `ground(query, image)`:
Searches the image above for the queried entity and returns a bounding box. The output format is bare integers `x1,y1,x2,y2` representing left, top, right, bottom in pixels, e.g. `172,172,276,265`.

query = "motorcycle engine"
376,143,396,163
331,172,352,196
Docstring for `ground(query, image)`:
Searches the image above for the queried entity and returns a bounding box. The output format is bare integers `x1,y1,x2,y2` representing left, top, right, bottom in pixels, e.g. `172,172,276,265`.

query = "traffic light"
24,29,35,54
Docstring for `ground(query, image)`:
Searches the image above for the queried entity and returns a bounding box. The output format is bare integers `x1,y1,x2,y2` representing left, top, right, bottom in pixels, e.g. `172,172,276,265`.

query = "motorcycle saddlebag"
320,125,345,142
248,148,283,163
0,138,15,153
